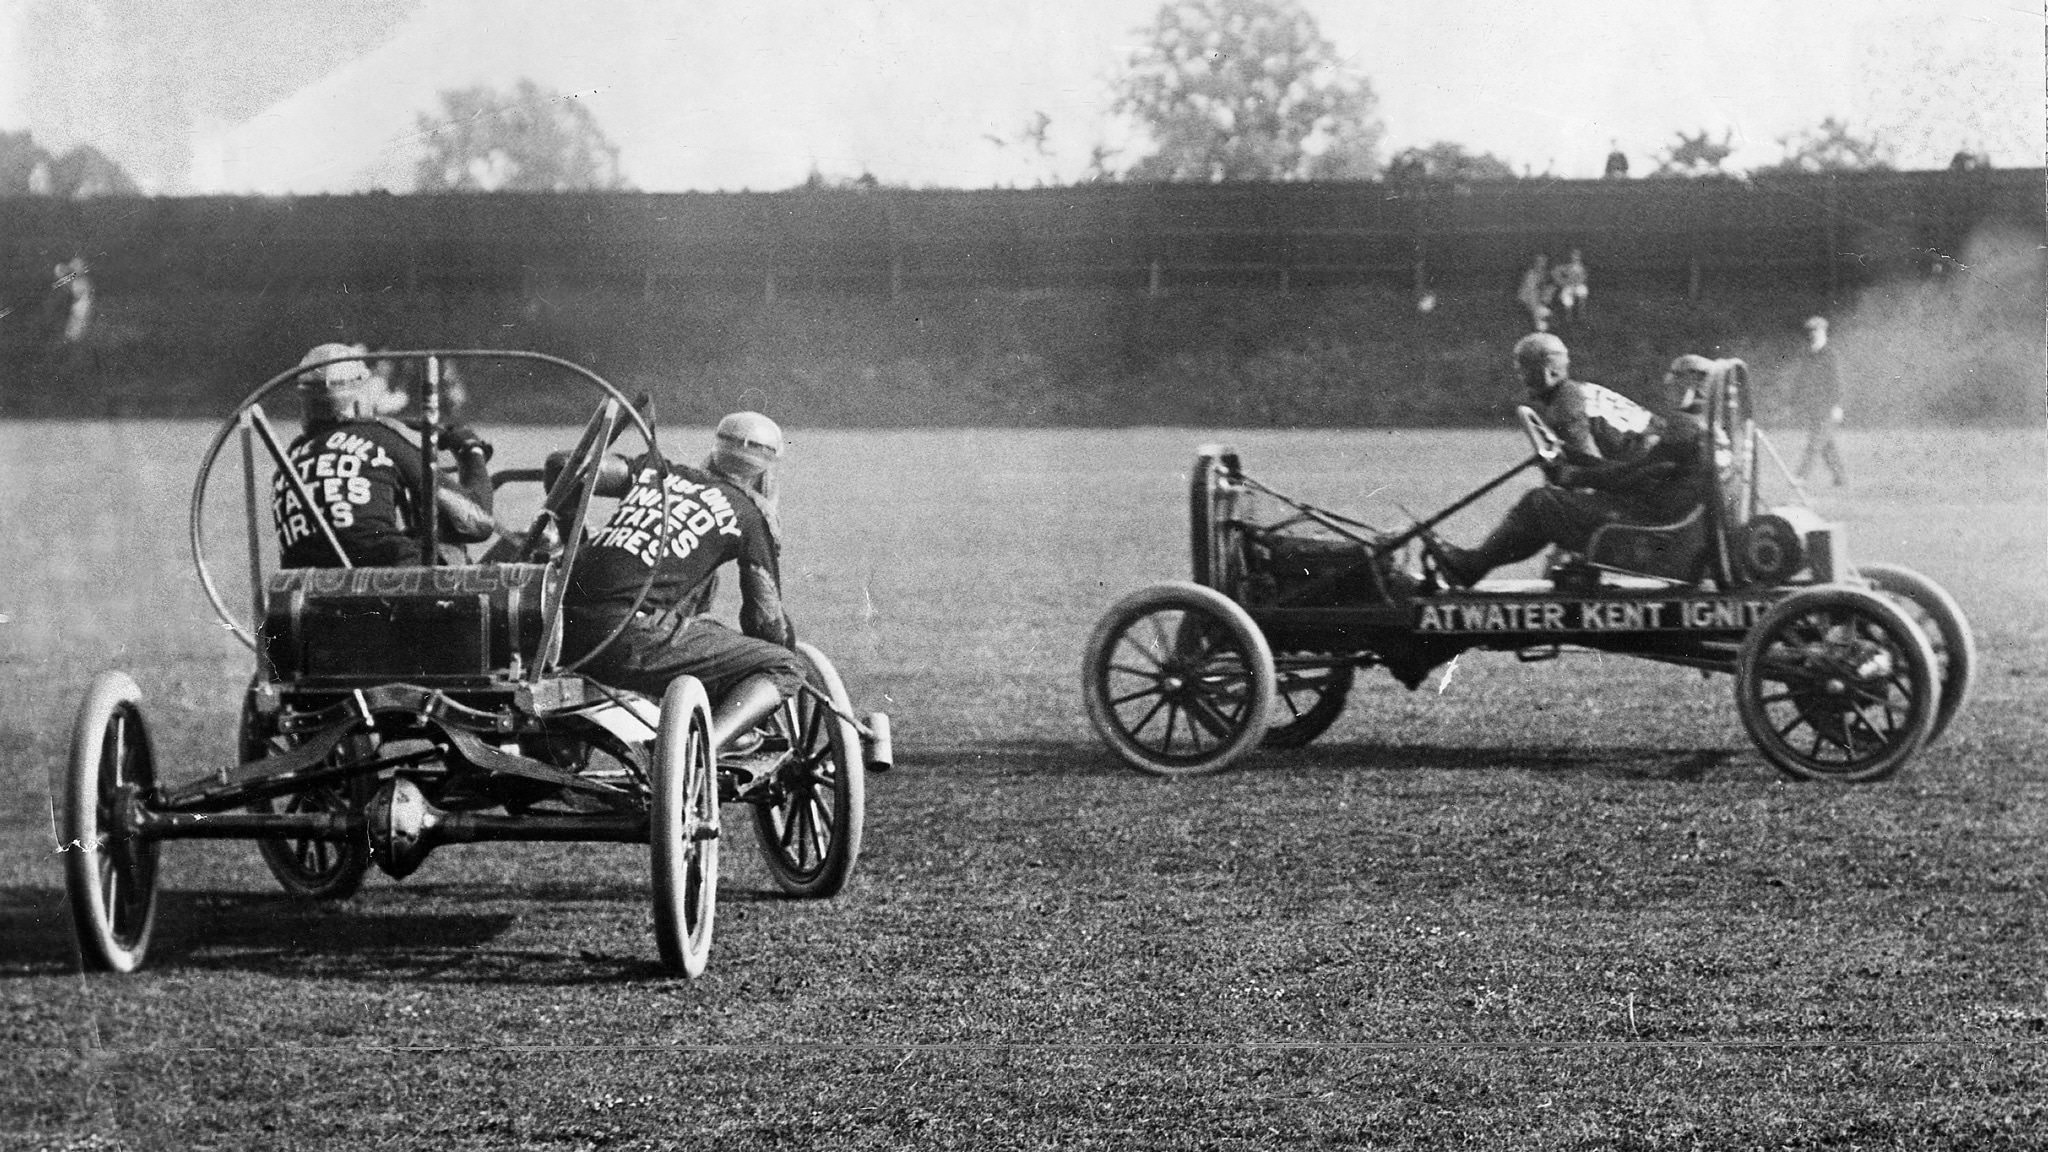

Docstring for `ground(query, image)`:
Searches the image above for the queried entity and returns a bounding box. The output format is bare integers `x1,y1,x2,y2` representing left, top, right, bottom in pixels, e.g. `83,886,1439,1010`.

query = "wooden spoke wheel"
244,688,372,901
749,642,866,898
1262,657,1354,750
1855,563,1975,747
1735,587,1939,783
1082,582,1277,777
652,676,719,976
64,672,162,973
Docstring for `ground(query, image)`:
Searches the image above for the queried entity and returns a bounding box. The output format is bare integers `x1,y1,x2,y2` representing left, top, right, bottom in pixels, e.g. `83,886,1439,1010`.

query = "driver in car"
553,414,804,771
274,342,497,568
1421,335,1713,588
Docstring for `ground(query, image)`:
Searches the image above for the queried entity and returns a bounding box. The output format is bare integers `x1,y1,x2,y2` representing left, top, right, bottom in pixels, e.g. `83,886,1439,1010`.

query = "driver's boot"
1429,513,1547,589
711,674,785,793
1419,531,1489,589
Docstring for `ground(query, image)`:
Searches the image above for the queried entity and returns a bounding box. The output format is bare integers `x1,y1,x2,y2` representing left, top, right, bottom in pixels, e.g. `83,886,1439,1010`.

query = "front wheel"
1854,563,1974,746
1735,587,1939,783
64,672,162,973
652,676,719,976
244,690,371,901
749,642,866,898
1082,582,1277,777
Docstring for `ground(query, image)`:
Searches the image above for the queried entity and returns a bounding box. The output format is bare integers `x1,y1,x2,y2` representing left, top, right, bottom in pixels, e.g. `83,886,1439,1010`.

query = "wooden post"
1148,257,1163,297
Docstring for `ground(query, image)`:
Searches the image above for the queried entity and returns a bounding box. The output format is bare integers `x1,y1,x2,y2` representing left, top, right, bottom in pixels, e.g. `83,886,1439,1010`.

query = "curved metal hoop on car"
190,349,661,671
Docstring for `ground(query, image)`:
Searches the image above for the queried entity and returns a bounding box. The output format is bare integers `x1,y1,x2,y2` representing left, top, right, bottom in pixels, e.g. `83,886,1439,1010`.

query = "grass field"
3,420,2044,1150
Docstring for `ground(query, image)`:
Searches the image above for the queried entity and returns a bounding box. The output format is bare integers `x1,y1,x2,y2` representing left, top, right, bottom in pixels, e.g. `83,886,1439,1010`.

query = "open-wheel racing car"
1083,359,1972,782
63,349,892,976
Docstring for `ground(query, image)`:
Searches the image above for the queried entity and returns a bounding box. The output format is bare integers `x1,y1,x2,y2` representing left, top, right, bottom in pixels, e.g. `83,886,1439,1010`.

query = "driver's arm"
734,511,795,647
737,558,795,648
435,439,497,544
1556,433,1667,492
1547,389,1604,466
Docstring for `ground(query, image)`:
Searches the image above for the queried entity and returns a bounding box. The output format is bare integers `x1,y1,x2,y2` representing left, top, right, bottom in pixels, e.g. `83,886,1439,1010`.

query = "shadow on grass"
1283,743,1741,783
0,882,773,985
907,739,1743,783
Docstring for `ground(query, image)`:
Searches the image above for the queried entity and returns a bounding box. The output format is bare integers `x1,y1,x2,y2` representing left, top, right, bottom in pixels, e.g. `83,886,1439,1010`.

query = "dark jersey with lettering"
272,418,430,567
566,457,781,619
1544,378,1659,464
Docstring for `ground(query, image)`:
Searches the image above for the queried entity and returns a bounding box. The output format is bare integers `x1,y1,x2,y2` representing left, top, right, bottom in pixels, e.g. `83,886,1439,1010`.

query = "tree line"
0,0,1983,200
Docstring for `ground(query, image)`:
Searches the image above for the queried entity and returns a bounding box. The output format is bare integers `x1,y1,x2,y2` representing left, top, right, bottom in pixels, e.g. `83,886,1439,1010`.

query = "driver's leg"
662,621,806,752
710,673,784,750
1439,489,1618,585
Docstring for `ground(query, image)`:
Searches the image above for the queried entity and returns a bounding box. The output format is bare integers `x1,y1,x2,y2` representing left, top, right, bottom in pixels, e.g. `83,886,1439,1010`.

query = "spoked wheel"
244,690,372,900
1082,581,1277,777
1263,657,1355,749
1855,563,1975,746
652,676,719,976
64,672,162,973
1735,587,1940,783
750,642,866,898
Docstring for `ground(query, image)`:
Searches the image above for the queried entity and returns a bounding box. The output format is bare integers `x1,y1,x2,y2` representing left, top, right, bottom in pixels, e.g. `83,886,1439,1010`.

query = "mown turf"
1,422,2043,1150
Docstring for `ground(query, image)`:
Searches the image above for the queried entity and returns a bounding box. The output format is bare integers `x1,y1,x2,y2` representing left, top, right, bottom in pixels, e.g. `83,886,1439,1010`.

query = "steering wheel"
1517,405,1564,471
518,398,620,564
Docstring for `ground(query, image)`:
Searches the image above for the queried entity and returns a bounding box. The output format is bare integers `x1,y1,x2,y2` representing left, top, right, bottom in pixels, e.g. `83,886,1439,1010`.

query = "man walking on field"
1790,315,1847,486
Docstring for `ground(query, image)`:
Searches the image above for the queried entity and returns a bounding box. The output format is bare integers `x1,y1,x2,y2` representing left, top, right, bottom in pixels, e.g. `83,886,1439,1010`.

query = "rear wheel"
652,676,718,976
64,672,162,973
1735,587,1939,783
1855,563,1974,746
750,642,865,898
1262,658,1354,749
1082,582,1277,777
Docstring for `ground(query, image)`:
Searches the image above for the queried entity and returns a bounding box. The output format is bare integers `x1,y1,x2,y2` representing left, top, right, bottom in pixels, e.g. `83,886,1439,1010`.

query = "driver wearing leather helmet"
1421,334,1711,587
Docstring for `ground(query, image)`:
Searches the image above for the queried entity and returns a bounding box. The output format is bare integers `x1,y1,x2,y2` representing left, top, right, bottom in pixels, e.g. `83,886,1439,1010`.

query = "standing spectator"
1789,316,1847,486
1516,254,1555,331
1603,142,1629,179
54,258,92,342
1550,249,1589,324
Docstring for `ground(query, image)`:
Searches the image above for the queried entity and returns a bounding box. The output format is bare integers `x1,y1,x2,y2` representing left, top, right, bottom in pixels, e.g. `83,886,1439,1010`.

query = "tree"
1755,117,1895,174
1650,129,1735,178
414,79,629,193
1112,0,1384,182
0,131,43,195
0,131,139,197
1383,141,1516,184
49,146,142,198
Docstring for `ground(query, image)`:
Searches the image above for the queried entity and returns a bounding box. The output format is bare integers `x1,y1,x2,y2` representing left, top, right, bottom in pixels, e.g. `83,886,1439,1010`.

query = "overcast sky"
2,0,2040,194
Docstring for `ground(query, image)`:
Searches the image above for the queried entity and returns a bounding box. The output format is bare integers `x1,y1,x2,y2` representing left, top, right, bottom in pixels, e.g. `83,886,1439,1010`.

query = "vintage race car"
1082,360,1973,782
63,349,891,976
